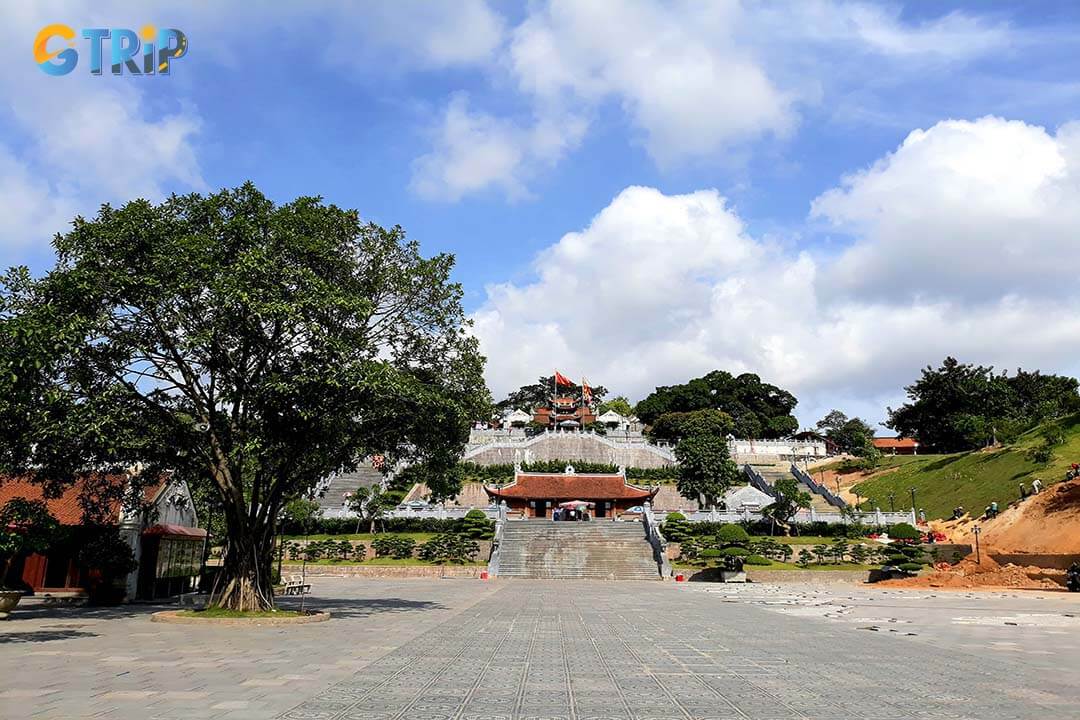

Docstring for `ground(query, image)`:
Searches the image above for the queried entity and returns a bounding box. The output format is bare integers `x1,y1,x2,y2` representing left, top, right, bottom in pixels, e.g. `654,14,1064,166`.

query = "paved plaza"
2,579,1079,719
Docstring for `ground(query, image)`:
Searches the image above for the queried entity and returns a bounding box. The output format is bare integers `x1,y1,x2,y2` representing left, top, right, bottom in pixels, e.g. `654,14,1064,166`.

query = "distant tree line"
886,357,1080,452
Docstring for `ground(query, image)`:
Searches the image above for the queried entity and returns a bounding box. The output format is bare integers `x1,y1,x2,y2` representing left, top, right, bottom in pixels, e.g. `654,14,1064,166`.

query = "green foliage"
889,523,921,541
898,562,923,573
699,548,723,559
649,409,735,443
0,498,59,588
886,357,1080,452
76,527,138,581
371,535,416,559
598,396,633,417
0,184,489,610
762,477,812,531
661,512,692,542
715,524,750,546
416,534,480,564
636,370,798,438
744,554,771,566
459,509,494,539
796,548,813,567
675,434,740,507
815,410,876,455
520,459,619,474
720,546,749,557
675,537,701,563
283,499,323,530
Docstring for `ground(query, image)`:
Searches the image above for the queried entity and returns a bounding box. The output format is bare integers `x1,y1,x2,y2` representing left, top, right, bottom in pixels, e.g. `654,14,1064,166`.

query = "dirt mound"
947,479,1080,554
880,551,1065,590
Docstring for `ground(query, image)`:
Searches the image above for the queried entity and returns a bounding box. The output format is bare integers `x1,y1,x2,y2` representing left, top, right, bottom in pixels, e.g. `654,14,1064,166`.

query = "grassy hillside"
849,413,1080,519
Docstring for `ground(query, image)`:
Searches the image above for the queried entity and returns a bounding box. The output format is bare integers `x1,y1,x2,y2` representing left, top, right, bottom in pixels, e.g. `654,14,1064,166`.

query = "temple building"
532,395,596,429
484,465,658,519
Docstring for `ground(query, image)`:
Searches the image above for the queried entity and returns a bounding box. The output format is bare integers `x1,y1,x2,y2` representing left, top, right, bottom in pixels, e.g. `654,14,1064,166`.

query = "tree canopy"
598,395,633,417
0,183,488,610
636,370,798,438
886,357,1080,452
648,409,734,443
495,375,607,415
815,410,876,456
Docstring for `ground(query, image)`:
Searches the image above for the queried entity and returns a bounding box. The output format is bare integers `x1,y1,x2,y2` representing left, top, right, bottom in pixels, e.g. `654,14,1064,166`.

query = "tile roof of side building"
872,437,920,449
0,475,167,525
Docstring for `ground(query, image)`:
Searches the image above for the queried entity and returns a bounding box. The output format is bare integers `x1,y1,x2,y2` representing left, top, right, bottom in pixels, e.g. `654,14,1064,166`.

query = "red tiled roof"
872,437,919,449
0,475,165,525
485,472,656,500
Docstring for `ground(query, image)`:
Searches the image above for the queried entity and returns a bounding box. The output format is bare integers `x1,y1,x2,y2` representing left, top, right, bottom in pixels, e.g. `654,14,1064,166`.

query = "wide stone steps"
496,522,661,580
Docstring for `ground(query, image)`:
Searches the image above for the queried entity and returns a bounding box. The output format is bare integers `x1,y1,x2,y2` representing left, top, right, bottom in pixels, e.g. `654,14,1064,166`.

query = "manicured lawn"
281,532,437,543
178,607,303,619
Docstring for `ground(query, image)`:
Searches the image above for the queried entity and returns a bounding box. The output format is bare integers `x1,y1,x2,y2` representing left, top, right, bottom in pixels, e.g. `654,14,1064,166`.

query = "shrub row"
281,532,482,564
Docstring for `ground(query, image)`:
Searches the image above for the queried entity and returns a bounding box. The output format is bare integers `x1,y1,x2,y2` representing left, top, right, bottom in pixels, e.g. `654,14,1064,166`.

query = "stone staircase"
315,466,384,512
496,521,662,580
750,463,836,512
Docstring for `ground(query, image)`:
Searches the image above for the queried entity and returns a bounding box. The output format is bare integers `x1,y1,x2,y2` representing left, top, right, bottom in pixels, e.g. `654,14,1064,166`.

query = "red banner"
554,371,573,387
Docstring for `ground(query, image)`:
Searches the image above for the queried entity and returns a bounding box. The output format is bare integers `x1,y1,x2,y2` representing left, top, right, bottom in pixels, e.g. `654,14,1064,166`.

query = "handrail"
790,464,846,508
487,501,508,577
641,501,672,578
742,464,777,497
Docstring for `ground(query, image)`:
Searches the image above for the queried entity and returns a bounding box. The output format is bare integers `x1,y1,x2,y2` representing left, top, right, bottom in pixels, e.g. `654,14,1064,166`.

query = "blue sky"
6,1,1080,427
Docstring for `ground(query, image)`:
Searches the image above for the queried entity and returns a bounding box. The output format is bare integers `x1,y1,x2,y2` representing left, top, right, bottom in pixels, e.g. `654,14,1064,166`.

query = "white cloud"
0,3,205,256
411,94,586,201
814,116,1080,303
413,0,1015,201
473,118,1080,426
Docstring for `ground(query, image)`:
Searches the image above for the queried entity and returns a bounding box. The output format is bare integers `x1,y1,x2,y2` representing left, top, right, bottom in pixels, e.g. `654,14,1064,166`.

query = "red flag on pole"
582,378,592,404
554,370,573,387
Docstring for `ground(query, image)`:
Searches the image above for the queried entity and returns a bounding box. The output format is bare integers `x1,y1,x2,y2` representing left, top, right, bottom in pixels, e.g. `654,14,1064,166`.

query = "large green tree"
673,433,740,508
886,357,1080,452
648,409,734,443
815,410,876,456
636,370,798,438
0,184,488,610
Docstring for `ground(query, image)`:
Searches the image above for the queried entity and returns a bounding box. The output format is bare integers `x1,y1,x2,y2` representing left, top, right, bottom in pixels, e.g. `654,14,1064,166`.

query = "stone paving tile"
3,579,1080,719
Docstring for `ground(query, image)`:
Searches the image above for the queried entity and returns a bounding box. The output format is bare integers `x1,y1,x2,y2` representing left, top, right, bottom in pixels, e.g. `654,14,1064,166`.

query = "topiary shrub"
889,523,921,542
721,546,749,557
715,524,750,546
699,548,723,561
459,509,494,540
662,512,692,542
676,537,701,563
744,554,771,566
417,534,479,564
898,562,923,573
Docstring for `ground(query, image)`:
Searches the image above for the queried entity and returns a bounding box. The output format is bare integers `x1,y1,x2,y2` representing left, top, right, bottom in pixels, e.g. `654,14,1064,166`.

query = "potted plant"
76,527,137,605
0,498,59,619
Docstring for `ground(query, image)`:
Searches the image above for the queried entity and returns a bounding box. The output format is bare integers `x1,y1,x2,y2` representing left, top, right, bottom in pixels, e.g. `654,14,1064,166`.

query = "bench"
281,575,311,596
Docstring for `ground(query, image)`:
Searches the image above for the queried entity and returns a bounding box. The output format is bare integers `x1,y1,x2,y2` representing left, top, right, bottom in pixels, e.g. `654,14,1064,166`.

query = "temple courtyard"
2,579,1080,719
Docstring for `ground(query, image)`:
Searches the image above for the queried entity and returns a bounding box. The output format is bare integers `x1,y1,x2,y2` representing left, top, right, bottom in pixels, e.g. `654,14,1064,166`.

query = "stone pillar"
117,513,141,602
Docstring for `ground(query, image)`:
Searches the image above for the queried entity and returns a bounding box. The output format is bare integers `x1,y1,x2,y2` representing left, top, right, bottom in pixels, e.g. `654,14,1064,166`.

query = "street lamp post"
909,487,917,512
973,525,981,565
888,492,896,513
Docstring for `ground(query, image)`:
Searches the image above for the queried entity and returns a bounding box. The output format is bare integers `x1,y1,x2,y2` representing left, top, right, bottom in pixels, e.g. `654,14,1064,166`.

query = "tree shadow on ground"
0,628,99,643
10,601,174,623
921,456,964,472
277,596,447,620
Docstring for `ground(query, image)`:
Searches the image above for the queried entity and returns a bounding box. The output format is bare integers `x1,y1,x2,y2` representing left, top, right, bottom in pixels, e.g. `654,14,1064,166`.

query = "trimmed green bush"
700,548,723,559
459,509,494,540
898,562,923,572
417,534,479,564
744,554,771,566
721,547,750,557
716,524,750,546
889,522,921,541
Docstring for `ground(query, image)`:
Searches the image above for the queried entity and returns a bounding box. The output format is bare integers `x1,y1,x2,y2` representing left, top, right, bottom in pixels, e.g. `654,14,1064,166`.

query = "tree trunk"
212,525,276,611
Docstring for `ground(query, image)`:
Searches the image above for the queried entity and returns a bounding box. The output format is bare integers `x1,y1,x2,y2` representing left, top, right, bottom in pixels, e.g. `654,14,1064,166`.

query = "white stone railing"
462,428,677,462
641,501,672,578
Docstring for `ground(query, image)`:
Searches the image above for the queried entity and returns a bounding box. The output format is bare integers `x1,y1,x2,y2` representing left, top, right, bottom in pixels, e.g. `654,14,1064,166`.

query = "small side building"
484,466,657,518
872,437,920,456
0,475,204,601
